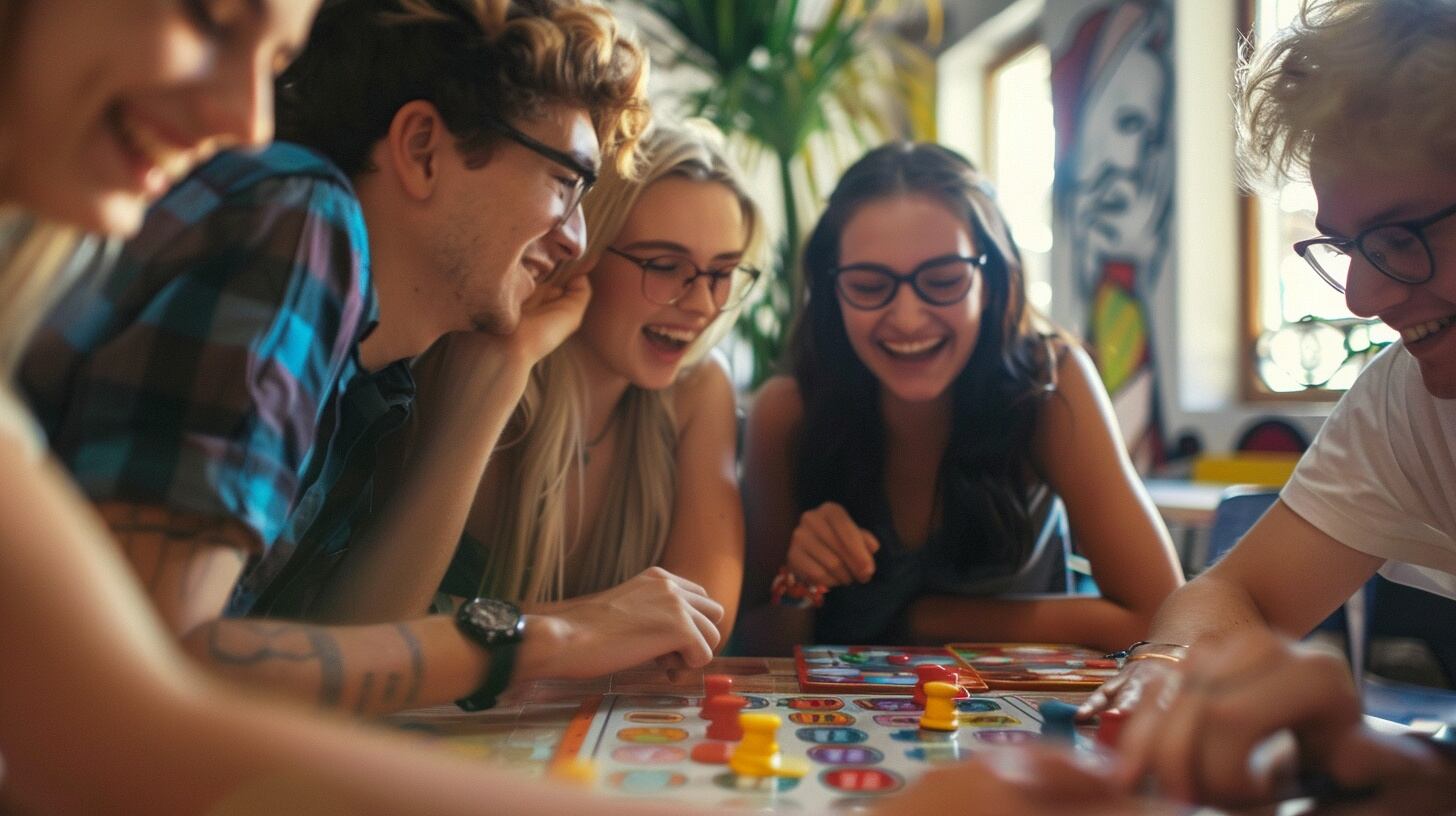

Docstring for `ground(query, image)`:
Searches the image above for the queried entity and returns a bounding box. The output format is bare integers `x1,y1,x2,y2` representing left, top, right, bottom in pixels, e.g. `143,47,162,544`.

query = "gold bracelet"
1125,652,1183,664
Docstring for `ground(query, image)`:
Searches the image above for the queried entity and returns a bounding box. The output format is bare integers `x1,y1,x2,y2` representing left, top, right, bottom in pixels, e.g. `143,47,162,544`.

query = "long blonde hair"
472,119,763,603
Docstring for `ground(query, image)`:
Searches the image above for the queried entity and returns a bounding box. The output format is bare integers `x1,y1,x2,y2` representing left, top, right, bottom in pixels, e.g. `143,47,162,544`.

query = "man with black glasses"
21,0,725,718
1069,0,1456,807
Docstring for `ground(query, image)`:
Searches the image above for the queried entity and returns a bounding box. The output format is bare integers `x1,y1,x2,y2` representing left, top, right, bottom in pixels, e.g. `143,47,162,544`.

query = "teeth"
115,107,197,183
881,337,943,356
645,325,697,344
1402,315,1456,344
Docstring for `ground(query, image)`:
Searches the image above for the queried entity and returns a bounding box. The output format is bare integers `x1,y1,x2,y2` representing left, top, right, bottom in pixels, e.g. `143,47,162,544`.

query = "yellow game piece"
547,756,598,786
729,712,808,779
918,681,960,732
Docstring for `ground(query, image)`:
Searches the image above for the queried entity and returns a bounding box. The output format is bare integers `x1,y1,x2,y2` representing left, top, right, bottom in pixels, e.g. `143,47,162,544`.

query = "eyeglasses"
1293,201,1456,294
830,253,988,310
481,116,598,227
606,247,762,310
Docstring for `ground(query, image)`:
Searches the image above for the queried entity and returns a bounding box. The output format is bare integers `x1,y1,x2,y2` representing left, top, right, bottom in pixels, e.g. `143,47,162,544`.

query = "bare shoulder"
748,374,804,427
672,352,737,431
1053,341,1104,396
1033,339,1122,453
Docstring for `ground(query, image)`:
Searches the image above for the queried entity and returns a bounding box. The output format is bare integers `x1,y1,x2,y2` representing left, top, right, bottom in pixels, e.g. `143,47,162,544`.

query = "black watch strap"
456,639,518,712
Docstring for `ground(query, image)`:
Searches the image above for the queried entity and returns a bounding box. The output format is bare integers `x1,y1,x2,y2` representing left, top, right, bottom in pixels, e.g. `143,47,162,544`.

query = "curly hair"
275,0,650,178
1237,0,1456,185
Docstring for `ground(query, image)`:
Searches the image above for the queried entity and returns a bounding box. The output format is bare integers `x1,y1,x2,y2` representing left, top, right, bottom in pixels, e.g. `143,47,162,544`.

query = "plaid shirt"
22,143,376,559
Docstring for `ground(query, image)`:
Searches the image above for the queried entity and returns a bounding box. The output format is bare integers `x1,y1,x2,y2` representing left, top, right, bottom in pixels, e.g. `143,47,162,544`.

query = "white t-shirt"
1282,343,1456,601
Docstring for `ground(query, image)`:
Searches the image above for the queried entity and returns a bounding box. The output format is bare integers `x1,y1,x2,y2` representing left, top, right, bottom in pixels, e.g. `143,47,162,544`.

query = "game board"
948,643,1120,690
546,687,1095,809
794,645,988,694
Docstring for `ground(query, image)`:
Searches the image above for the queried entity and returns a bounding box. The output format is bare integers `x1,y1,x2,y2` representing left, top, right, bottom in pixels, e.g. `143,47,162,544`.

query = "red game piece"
1096,709,1128,748
913,664,962,707
704,694,748,741
690,741,733,764
700,674,733,718
886,653,912,666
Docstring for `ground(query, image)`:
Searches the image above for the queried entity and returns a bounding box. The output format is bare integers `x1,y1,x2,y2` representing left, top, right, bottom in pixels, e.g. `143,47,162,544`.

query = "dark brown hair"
790,142,1057,571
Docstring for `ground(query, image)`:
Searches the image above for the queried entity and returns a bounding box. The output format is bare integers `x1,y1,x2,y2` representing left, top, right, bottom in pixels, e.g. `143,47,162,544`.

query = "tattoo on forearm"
308,629,345,707
355,672,376,715
395,623,425,706
381,672,402,705
206,621,347,708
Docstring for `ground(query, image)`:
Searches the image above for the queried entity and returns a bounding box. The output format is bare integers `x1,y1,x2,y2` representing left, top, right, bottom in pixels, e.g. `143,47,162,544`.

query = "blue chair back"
1205,488,1279,565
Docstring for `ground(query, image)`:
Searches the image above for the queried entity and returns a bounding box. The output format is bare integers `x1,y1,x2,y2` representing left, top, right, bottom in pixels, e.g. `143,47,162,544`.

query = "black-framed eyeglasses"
481,116,598,226
830,253,988,310
1292,201,1456,294
606,247,762,310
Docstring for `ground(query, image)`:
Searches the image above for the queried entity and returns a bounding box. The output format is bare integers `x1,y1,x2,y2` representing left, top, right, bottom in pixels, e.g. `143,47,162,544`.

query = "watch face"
462,598,522,643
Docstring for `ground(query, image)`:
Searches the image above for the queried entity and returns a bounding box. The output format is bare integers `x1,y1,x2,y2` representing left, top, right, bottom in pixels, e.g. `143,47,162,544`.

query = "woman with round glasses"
738,142,1181,653
401,120,760,647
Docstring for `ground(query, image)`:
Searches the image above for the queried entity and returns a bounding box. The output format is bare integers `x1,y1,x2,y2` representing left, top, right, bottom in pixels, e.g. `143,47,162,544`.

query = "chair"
1204,487,1279,566
1359,576,1456,725
1368,576,1456,686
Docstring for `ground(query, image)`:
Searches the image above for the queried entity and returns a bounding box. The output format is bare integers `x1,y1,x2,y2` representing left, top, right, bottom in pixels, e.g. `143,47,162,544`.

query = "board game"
948,642,1121,690
388,652,1105,811
548,685,1093,809
794,645,989,694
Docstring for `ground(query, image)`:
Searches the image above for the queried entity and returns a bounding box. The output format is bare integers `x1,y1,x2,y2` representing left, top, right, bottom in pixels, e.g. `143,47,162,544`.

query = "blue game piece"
1038,700,1078,742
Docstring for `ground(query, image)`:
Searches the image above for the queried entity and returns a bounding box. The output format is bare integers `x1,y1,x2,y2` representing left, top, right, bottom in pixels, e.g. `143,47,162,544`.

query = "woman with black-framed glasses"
405,120,762,645
737,142,1182,656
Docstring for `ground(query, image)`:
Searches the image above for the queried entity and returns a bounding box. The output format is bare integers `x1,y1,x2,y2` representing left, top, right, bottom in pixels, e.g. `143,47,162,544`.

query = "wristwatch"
454,597,526,712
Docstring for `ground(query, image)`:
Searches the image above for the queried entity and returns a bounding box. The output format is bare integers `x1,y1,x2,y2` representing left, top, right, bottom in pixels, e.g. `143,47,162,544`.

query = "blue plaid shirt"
23,142,378,569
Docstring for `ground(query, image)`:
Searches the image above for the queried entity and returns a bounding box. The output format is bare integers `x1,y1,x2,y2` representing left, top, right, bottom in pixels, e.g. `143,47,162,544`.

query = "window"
985,41,1055,314
1243,0,1394,397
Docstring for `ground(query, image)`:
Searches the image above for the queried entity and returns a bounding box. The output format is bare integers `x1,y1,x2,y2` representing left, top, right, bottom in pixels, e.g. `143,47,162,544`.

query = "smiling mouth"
878,337,948,360
1403,315,1456,345
643,325,698,352
106,103,201,186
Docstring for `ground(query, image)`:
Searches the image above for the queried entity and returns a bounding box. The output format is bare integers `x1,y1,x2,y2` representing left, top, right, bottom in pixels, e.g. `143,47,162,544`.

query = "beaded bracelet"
770,566,828,609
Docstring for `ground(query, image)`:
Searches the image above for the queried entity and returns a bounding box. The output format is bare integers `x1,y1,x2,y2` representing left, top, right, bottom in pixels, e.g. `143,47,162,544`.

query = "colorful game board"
794,645,989,694
948,643,1119,690
548,688,1091,808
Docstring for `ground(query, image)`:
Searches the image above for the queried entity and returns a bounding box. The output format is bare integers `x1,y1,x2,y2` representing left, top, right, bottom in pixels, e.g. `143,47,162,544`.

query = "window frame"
1237,0,1371,403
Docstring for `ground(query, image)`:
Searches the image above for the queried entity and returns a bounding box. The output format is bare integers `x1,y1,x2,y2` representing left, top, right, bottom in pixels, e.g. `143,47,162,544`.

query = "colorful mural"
1049,0,1174,472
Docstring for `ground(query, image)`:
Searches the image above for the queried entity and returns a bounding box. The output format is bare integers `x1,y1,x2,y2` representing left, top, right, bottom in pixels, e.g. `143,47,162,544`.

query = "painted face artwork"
0,0,318,235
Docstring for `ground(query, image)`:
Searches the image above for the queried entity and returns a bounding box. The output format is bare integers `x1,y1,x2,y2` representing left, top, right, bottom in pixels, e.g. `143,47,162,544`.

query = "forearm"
180,611,584,716
180,615,486,715
311,360,531,624
905,593,1157,652
1144,569,1270,648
